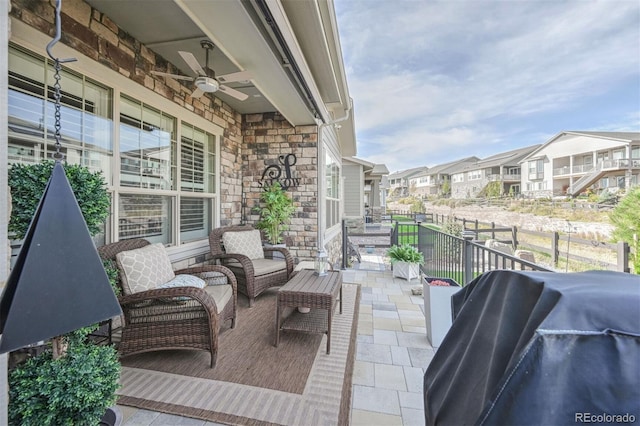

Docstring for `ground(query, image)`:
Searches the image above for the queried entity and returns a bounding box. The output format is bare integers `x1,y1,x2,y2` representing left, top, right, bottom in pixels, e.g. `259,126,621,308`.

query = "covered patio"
115,268,430,425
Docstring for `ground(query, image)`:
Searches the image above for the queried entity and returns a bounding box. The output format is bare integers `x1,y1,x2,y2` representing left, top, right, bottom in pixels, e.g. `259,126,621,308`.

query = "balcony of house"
487,173,521,183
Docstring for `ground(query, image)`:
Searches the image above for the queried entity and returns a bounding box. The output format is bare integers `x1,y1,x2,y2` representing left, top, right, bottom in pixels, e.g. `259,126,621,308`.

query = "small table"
275,269,342,354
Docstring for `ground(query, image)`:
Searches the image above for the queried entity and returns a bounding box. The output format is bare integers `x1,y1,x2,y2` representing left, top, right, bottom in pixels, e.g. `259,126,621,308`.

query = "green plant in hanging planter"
8,327,120,426
8,161,110,240
7,160,120,425
255,181,296,245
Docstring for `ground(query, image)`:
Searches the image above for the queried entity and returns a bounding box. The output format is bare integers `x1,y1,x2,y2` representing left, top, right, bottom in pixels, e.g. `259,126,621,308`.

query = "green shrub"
609,187,640,274
387,244,424,265
8,161,110,240
9,340,120,426
255,182,295,244
442,220,463,237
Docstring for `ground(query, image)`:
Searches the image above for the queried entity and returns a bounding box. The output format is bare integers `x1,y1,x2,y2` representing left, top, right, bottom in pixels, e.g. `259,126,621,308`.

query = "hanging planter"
3,3,122,423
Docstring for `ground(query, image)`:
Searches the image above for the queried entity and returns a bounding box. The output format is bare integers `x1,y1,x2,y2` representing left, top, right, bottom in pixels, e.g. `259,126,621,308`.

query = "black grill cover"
424,270,640,426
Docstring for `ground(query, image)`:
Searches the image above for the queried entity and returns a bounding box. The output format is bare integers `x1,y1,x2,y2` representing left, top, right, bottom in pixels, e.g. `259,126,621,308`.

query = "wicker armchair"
209,225,294,307
98,239,237,368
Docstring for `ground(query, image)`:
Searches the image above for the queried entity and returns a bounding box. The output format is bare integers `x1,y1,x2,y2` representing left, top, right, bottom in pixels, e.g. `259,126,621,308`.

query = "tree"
609,187,640,274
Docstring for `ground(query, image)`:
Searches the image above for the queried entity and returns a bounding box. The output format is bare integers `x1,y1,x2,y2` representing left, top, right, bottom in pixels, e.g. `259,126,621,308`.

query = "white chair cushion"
205,284,233,312
222,230,264,260
116,243,175,295
251,258,287,276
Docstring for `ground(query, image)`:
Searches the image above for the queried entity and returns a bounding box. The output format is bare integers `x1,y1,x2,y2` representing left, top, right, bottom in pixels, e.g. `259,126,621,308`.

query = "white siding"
343,164,362,216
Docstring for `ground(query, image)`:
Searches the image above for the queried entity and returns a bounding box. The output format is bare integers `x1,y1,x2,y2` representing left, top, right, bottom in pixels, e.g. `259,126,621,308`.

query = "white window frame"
8,40,223,253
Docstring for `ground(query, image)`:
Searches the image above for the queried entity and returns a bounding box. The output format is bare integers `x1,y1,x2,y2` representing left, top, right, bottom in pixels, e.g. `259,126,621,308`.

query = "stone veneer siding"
10,0,319,262
242,114,318,261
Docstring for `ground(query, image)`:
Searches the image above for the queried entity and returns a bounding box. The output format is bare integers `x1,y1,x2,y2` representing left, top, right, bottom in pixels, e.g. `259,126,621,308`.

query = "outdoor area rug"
117,282,361,425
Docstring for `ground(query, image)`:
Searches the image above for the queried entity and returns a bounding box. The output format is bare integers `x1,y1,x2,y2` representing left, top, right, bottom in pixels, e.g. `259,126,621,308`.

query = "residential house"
450,146,539,199
411,157,478,198
5,0,355,260
520,132,640,198
343,157,389,222
2,0,356,413
387,166,428,198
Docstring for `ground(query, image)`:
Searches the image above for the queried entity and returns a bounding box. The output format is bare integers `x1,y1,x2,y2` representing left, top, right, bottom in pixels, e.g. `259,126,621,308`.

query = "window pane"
119,96,175,189
180,124,215,193
119,194,172,244
180,197,212,242
8,46,113,173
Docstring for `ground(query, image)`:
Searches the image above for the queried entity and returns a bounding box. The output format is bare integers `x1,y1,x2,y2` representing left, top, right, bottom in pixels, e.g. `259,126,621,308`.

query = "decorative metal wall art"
258,153,300,190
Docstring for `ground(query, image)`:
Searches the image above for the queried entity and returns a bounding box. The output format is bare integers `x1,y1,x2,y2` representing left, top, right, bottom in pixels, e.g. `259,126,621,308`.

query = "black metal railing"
419,227,553,285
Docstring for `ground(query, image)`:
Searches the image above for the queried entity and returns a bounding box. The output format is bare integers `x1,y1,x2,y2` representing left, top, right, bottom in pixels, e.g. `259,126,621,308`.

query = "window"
612,149,625,160
8,45,113,177
452,173,464,183
120,96,175,189
467,170,482,180
8,45,220,247
325,152,340,229
528,159,544,180
178,124,216,242
119,194,172,244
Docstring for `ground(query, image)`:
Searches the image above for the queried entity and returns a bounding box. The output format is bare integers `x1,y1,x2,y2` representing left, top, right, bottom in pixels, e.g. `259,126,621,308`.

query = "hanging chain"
51,59,64,161
46,0,77,162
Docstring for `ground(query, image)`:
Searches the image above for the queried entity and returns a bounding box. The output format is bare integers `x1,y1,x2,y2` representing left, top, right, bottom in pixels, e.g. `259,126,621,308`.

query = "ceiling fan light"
195,76,219,93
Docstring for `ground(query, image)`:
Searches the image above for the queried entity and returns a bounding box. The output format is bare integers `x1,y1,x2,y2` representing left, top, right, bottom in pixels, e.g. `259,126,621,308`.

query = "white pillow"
157,274,206,301
222,230,265,260
158,274,206,290
116,243,175,295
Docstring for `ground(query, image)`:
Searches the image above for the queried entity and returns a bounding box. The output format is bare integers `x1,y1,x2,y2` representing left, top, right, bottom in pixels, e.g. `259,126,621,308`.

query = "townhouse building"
410,157,479,198
387,166,428,197
343,157,389,222
450,146,539,198
520,132,640,198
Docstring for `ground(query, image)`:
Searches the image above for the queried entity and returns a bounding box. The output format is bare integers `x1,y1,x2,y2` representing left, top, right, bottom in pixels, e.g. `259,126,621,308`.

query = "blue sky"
334,0,640,173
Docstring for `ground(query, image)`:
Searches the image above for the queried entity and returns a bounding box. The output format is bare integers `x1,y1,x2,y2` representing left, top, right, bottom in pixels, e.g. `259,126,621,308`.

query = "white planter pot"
423,277,461,348
392,261,420,281
264,242,286,259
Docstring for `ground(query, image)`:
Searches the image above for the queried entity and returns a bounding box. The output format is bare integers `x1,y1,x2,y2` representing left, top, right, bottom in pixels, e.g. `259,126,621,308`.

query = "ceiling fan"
152,40,251,101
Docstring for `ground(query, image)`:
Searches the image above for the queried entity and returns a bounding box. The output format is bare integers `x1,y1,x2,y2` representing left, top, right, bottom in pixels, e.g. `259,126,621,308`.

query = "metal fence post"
341,219,348,270
617,241,630,273
552,232,560,266
463,234,474,285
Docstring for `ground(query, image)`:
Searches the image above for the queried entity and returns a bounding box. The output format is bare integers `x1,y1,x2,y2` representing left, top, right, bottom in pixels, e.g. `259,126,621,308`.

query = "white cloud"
335,0,640,172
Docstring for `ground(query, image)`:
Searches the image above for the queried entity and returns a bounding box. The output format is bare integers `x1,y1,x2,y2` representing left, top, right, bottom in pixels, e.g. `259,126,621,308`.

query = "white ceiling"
85,0,308,120
84,0,356,155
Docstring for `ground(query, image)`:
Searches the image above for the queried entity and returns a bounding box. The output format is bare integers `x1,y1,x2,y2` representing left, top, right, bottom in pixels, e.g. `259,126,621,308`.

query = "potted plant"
7,160,122,425
387,244,424,280
423,277,461,348
255,181,295,254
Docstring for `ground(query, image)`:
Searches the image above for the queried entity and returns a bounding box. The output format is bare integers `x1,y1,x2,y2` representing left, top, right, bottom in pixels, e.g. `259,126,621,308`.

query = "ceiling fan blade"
217,70,252,84
218,85,249,101
178,51,206,76
151,71,194,81
190,87,204,99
